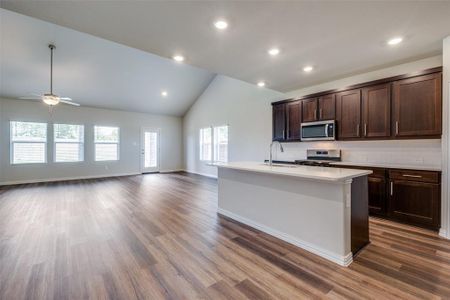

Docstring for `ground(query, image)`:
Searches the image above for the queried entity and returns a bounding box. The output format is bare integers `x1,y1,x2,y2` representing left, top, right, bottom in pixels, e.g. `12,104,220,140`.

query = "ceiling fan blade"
59,97,72,101
18,96,41,100
60,99,80,106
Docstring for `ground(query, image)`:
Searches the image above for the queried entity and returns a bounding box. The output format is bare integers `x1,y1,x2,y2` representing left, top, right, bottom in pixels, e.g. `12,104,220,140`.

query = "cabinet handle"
395,121,399,135
283,130,285,139
390,181,393,196
364,123,367,137
402,174,422,178
319,108,323,120
356,124,360,136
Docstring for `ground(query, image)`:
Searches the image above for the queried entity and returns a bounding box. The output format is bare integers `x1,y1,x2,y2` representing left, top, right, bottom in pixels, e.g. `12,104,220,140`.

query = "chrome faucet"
269,141,284,166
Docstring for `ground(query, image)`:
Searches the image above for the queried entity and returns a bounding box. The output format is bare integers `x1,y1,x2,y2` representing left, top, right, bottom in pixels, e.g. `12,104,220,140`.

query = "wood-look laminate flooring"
1,172,450,299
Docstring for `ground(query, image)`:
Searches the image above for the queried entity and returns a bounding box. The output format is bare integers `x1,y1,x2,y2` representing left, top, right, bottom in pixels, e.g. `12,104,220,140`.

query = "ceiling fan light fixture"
42,94,60,106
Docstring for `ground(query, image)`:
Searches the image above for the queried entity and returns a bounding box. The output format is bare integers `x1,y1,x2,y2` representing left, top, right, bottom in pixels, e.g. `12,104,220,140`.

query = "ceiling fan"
19,44,80,107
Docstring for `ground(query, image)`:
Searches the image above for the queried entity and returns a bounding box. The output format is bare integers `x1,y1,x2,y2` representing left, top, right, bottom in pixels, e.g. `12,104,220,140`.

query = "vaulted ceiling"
3,1,450,93
0,9,215,116
1,1,450,116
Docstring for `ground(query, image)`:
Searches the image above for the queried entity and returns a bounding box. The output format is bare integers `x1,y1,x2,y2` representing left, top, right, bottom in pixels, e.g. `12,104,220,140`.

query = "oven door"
301,121,335,141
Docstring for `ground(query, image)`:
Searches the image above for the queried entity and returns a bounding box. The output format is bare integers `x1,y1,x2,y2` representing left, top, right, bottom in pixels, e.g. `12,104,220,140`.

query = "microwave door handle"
324,124,329,137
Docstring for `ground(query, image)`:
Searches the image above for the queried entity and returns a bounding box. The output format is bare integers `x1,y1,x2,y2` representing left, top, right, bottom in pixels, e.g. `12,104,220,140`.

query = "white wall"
442,37,450,238
183,75,285,177
0,97,183,184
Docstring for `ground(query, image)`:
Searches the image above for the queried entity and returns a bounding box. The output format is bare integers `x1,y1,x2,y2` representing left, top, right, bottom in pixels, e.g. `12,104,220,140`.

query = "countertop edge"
216,163,372,182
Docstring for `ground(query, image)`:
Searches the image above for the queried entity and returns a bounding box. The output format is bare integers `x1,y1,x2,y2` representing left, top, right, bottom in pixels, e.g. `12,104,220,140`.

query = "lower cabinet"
334,165,441,231
388,170,441,230
368,176,387,215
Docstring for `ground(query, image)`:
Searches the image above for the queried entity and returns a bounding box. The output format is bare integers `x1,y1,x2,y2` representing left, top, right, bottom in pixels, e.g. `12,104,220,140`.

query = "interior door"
141,128,160,173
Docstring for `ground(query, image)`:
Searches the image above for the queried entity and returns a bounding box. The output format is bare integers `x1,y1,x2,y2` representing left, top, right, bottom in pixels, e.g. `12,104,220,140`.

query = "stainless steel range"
295,149,341,167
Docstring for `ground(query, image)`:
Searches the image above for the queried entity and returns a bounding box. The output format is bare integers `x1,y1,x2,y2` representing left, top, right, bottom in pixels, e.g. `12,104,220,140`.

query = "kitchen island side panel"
217,167,353,266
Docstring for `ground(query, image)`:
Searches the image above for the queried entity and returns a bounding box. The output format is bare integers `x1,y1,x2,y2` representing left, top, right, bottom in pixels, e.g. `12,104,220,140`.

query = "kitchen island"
216,162,372,266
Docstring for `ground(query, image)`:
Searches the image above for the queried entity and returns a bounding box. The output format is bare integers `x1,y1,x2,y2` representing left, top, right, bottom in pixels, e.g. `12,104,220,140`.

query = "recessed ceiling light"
268,48,280,56
161,91,168,97
214,20,228,30
303,66,313,72
173,55,185,62
387,37,403,46
257,81,265,87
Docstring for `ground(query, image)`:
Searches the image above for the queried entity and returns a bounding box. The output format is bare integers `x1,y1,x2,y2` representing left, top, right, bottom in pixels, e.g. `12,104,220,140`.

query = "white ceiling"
0,9,215,116
2,1,450,93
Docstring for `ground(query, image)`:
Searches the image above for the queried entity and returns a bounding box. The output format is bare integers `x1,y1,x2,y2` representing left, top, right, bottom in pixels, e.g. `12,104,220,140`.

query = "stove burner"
294,160,331,167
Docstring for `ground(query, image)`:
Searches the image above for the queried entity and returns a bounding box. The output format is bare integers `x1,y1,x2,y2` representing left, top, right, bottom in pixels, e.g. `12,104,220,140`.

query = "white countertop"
215,161,372,182
330,161,441,172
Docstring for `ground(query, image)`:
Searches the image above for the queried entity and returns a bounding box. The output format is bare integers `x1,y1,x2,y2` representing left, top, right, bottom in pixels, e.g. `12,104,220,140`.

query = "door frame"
140,127,161,173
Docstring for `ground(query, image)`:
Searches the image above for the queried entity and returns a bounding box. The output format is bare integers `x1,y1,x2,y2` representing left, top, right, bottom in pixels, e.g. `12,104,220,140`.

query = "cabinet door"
302,98,318,122
336,89,362,139
393,73,442,137
286,101,301,140
362,84,391,138
318,94,335,120
272,103,286,141
368,176,386,215
389,180,440,230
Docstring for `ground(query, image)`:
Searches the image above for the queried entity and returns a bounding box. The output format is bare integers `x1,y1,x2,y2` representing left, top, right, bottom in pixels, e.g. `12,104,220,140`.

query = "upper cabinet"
286,101,302,140
336,89,362,139
301,94,335,123
362,83,391,138
393,73,442,138
318,94,336,121
272,68,442,142
302,98,317,122
272,103,286,141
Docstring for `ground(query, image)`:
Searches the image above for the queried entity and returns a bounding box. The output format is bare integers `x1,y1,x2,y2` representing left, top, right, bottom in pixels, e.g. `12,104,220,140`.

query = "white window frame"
10,121,48,165
199,127,212,162
53,123,85,163
94,126,120,162
213,125,228,163
199,125,228,163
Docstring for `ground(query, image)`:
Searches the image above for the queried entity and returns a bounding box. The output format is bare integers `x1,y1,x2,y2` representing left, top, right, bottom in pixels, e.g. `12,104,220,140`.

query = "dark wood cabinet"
362,84,391,138
389,169,440,230
272,68,442,142
331,164,441,231
272,103,286,141
301,95,335,123
318,94,336,121
301,98,317,123
393,73,442,138
336,89,362,139
368,175,387,215
286,101,301,140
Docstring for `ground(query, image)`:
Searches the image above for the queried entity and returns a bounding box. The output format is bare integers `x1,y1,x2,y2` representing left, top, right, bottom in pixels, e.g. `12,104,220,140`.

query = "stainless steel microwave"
300,120,336,141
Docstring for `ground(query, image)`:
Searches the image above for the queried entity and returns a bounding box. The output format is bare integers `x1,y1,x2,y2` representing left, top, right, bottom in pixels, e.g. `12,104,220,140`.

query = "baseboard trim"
218,208,353,267
159,169,184,174
439,228,448,239
0,172,141,186
183,169,218,179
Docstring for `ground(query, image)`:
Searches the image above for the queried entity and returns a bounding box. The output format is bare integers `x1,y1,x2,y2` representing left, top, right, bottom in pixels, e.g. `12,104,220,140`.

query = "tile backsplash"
274,139,442,168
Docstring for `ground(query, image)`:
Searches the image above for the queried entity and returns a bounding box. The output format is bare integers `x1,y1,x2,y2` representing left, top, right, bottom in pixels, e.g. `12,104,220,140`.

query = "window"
94,126,119,161
199,127,212,161
54,124,84,162
199,125,228,163
10,121,47,164
214,125,228,163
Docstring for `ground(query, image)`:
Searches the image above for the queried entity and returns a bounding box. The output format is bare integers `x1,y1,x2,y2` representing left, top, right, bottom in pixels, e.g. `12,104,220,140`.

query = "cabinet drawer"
389,169,440,183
